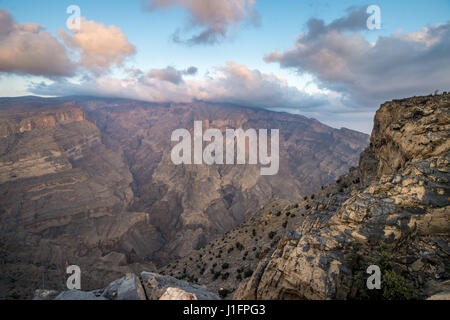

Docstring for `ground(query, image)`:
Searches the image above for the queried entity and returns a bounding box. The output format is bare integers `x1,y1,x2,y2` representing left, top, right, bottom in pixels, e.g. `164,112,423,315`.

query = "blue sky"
0,0,449,132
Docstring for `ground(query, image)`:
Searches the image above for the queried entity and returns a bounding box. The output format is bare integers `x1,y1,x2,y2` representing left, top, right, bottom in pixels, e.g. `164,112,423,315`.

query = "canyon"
0,96,368,299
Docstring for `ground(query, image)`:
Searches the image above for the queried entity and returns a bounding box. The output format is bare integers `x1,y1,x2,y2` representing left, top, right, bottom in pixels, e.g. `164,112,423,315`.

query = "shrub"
221,272,230,280
268,231,276,239
282,221,288,228
218,288,231,299
349,243,418,300
383,270,418,300
252,229,257,237
244,269,253,278
236,242,244,251
222,263,229,270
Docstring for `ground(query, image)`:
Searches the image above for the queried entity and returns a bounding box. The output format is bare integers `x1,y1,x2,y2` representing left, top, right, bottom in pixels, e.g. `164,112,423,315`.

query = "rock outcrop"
33,272,219,300
232,93,449,300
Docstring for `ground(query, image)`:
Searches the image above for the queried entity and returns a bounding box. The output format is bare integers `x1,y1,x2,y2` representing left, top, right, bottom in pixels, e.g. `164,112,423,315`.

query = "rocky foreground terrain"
0,96,367,299
159,93,450,300
33,272,219,300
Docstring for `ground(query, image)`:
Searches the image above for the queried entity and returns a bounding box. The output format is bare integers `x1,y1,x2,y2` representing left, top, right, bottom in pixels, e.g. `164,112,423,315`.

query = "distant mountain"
0,96,368,299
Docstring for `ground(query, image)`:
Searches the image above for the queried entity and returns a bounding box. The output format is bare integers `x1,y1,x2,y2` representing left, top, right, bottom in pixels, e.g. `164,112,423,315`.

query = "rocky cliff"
0,98,158,299
0,96,368,299
234,93,449,299
163,93,449,300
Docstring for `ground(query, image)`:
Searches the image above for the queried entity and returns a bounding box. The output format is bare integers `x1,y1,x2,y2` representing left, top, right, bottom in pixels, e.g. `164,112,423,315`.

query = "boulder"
426,291,450,300
101,273,146,300
141,272,219,300
33,289,60,300
159,287,198,300
54,290,107,300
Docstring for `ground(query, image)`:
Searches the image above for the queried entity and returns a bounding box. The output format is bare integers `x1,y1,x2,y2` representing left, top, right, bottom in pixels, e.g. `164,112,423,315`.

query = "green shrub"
348,243,418,300
383,270,418,300
236,242,244,251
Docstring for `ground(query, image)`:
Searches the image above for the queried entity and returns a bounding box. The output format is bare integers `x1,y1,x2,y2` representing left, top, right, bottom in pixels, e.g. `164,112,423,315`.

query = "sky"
0,0,449,133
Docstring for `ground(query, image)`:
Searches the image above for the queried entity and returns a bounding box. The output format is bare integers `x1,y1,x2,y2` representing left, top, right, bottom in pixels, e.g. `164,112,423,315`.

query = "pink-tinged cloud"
0,9,75,77
59,18,136,75
31,62,326,110
148,0,259,44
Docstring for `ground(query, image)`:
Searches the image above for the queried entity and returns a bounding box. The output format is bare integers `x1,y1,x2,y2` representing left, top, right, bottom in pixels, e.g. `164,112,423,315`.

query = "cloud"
147,0,259,45
58,18,136,75
304,6,368,40
0,9,75,77
200,62,325,108
264,7,450,108
30,62,326,110
147,66,198,84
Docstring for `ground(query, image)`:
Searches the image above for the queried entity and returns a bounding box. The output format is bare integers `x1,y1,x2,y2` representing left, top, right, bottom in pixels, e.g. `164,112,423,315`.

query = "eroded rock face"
233,93,449,300
0,98,158,299
0,96,368,299
80,99,368,265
